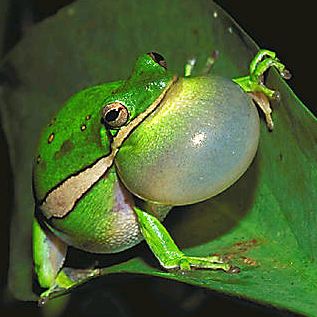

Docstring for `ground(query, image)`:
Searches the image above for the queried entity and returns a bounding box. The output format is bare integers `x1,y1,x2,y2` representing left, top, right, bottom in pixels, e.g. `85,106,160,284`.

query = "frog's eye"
147,52,167,69
102,102,129,128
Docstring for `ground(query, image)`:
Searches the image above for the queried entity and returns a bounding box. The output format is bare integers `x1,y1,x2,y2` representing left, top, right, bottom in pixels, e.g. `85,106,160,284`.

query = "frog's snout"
115,76,260,206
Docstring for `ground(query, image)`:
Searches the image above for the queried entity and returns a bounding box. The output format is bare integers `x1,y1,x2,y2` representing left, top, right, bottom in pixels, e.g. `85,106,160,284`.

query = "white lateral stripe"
41,152,117,218
40,77,177,219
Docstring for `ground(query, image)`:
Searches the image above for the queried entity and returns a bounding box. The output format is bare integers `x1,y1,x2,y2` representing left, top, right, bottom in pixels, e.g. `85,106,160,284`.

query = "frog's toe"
281,68,292,80
227,265,241,274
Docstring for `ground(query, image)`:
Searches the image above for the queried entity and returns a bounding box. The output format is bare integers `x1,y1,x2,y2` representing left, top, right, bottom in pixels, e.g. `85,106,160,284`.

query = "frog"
32,49,290,303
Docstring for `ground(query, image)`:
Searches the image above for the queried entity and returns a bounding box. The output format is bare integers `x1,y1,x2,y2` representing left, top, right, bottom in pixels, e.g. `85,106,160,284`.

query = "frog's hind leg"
134,207,239,273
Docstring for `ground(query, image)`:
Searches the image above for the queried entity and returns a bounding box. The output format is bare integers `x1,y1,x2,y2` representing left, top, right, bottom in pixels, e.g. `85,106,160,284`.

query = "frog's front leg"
184,50,219,77
135,208,239,273
233,49,291,130
33,216,100,304
33,216,67,290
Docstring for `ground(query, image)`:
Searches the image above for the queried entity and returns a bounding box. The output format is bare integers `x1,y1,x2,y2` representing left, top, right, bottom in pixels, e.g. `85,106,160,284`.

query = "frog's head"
33,52,174,203
114,54,260,207
101,52,174,136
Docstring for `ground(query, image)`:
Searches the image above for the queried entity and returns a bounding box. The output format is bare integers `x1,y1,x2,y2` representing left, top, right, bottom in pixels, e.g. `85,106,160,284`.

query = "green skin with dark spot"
34,83,116,202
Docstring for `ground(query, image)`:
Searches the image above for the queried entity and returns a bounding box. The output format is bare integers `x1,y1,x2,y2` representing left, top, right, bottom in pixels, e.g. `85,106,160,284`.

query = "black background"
219,0,316,115
0,1,314,316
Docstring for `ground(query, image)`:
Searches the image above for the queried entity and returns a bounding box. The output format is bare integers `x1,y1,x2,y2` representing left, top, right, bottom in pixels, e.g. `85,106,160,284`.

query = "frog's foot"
184,57,197,77
202,50,219,75
38,267,100,305
233,49,291,130
184,50,219,77
164,254,240,273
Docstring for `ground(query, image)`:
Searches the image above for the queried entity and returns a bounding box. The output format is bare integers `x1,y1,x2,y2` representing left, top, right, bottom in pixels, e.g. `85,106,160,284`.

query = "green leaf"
1,0,316,315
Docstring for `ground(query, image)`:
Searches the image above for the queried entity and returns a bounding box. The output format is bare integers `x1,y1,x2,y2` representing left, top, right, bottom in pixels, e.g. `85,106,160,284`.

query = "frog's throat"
39,76,178,219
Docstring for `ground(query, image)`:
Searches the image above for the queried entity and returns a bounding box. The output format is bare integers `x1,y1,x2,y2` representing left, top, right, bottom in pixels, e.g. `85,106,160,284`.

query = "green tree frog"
32,50,290,302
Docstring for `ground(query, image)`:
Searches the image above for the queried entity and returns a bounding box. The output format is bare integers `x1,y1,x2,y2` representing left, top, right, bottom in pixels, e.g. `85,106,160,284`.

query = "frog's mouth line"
39,76,178,219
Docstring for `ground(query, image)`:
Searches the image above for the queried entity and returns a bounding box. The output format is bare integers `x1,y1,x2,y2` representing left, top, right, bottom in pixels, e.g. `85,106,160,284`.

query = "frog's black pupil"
105,109,119,122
